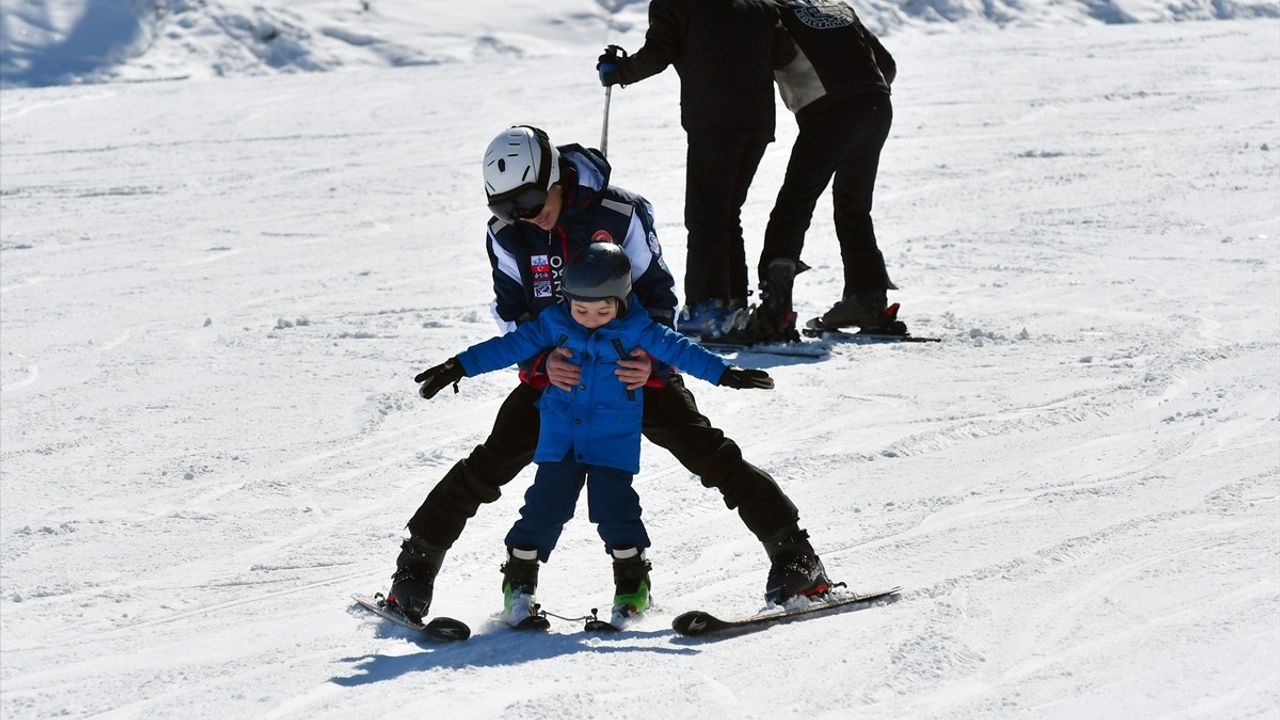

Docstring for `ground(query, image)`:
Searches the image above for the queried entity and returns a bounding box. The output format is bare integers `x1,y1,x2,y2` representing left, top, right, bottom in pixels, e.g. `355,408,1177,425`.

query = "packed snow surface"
1,6,1278,720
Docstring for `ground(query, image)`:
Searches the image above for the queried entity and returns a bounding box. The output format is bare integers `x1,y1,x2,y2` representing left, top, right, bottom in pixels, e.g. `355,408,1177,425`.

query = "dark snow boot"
611,547,652,616
744,259,803,343
500,547,541,624
386,534,447,622
763,528,831,605
820,291,901,332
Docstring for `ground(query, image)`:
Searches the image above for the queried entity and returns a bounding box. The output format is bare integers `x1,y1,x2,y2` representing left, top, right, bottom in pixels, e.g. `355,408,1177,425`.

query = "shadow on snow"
331,626,696,685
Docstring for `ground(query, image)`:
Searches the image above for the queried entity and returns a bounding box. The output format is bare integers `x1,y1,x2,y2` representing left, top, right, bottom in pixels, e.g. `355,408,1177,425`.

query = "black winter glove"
719,367,774,390
414,358,465,399
597,44,627,87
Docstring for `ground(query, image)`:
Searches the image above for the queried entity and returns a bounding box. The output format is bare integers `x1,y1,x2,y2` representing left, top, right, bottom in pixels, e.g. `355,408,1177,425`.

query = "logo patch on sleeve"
794,2,856,29
647,230,662,256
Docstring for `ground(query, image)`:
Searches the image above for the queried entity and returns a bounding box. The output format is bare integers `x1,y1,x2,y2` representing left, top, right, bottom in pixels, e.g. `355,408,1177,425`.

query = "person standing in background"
597,0,789,342
745,0,903,343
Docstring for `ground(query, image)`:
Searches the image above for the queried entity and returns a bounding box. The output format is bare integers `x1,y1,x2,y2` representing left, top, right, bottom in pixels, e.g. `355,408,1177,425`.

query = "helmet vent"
497,159,506,172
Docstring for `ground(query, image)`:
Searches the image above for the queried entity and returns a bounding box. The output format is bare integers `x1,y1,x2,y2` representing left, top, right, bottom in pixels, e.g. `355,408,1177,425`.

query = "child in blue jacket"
414,243,773,626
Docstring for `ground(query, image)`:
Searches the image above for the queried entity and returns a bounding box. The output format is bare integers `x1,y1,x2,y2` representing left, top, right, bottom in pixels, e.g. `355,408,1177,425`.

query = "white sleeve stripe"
601,198,634,217
490,231,522,286
621,213,653,280
489,300,517,334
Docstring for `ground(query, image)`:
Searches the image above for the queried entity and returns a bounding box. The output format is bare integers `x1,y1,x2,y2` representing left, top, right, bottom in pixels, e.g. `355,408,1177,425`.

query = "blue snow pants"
504,451,651,562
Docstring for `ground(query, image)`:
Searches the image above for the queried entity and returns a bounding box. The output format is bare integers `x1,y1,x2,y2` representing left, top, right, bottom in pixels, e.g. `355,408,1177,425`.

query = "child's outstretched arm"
636,321,774,390
415,314,556,399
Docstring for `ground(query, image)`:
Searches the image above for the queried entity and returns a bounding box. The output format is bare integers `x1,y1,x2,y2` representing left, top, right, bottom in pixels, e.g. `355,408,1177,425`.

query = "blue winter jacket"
455,295,730,473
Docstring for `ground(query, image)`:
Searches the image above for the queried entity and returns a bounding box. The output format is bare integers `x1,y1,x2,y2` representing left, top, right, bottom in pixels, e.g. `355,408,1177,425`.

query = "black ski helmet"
562,242,632,314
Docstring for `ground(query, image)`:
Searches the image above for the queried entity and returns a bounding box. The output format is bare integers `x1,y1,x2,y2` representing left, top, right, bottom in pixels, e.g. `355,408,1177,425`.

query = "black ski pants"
683,134,772,306
760,92,895,298
406,373,799,549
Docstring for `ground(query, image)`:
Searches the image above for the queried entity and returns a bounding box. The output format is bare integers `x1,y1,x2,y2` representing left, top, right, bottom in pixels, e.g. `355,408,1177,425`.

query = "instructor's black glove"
719,367,774,390
415,358,465,399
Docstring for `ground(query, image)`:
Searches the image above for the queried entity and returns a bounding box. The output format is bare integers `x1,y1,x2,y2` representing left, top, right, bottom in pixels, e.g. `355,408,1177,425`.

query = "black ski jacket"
611,0,785,140
773,0,896,118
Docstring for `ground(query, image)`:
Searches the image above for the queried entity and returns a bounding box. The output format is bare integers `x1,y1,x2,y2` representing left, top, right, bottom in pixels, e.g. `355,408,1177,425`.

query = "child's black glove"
415,358,465,399
719,367,774,390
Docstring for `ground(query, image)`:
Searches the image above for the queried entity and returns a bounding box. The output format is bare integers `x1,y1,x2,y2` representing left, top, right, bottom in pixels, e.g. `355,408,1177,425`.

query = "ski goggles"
487,185,548,223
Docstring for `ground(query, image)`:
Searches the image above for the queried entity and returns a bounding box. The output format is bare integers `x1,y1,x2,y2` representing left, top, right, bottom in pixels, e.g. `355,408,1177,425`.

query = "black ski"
802,318,940,343
701,338,829,358
352,593,471,642
671,586,900,638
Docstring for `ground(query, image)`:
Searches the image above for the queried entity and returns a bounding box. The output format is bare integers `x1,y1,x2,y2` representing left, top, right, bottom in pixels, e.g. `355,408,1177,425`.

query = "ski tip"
424,617,472,641
671,610,720,637
584,619,622,633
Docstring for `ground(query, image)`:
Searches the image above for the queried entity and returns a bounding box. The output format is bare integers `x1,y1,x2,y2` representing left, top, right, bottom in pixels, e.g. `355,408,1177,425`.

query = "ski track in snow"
1,18,1278,720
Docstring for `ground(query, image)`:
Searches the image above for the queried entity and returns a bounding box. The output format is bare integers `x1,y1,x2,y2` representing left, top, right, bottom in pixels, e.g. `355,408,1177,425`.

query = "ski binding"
671,586,900,638
351,592,471,642
582,606,642,633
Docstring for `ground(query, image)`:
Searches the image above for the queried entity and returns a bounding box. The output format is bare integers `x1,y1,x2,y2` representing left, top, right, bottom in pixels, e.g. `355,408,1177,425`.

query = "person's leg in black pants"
726,138,771,303
641,373,800,541
758,114,846,278
684,136,771,307
406,382,543,548
831,94,894,298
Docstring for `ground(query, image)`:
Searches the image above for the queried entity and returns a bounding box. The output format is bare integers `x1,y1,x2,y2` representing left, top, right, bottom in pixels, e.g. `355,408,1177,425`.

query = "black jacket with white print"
773,0,896,118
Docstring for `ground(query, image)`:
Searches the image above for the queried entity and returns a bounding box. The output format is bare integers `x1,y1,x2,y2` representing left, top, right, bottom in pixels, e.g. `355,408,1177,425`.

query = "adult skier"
596,0,787,341
386,125,831,622
745,0,903,343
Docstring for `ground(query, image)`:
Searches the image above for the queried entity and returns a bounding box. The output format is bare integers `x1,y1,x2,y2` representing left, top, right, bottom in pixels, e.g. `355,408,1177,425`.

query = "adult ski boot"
386,534,447,623
763,528,832,606
819,291,907,335
678,299,743,340
743,259,804,344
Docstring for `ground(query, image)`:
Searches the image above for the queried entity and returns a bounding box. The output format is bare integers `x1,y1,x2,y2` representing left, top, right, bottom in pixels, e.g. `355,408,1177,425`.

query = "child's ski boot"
610,547,652,626
500,547,548,630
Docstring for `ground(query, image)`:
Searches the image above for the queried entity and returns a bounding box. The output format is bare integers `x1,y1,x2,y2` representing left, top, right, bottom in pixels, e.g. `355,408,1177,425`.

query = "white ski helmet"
482,125,561,222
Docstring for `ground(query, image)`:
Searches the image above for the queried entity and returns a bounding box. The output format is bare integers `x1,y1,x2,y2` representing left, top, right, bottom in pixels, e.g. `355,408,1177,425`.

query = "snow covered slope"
2,11,1278,720
3,0,1279,87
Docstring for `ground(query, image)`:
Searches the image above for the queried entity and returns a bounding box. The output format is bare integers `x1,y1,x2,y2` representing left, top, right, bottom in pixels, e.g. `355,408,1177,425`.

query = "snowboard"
671,586,900,638
352,593,471,642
